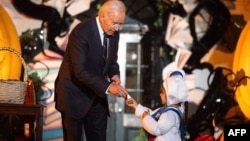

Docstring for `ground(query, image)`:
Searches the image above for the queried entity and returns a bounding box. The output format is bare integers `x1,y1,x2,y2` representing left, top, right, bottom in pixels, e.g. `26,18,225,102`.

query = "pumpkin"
233,20,250,119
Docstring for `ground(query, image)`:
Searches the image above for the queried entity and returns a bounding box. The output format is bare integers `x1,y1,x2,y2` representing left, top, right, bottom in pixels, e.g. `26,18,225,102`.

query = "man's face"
100,12,126,36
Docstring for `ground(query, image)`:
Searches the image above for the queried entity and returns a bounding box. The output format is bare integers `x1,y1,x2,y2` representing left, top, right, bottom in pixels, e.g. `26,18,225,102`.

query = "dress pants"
61,102,108,141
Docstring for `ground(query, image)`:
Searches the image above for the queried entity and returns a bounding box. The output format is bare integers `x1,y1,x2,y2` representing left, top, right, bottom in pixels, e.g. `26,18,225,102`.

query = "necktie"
103,34,108,59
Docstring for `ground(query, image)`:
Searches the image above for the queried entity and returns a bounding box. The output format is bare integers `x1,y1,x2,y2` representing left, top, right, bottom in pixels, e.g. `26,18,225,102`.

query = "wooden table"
0,103,44,141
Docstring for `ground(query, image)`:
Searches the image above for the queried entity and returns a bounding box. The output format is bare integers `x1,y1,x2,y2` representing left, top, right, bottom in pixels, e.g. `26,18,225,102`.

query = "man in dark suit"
54,1,128,140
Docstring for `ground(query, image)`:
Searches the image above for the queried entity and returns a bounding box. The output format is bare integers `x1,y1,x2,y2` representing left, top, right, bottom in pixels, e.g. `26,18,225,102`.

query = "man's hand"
111,75,121,85
108,83,128,98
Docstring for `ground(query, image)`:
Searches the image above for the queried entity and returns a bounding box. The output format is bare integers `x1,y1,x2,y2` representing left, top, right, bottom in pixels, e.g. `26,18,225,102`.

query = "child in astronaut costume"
126,69,188,141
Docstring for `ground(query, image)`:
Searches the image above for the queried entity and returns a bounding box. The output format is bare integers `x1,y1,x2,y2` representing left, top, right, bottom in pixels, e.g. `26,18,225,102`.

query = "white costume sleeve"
135,104,182,141
143,111,177,136
135,104,151,119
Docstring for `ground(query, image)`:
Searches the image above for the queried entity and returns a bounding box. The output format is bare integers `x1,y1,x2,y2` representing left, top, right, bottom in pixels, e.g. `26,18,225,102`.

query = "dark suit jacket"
54,17,120,118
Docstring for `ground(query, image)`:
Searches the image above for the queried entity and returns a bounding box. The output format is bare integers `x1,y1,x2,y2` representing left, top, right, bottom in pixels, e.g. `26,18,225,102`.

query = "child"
126,69,188,141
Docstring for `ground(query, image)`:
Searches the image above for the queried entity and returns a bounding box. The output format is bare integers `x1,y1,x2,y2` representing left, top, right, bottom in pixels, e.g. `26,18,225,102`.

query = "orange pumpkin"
233,20,250,119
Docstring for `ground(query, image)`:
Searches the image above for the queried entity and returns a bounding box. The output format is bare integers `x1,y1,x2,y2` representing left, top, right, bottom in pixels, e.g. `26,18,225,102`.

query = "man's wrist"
106,84,111,94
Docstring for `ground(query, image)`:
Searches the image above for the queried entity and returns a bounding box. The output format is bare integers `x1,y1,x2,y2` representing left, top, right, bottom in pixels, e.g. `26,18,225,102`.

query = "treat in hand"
126,94,133,104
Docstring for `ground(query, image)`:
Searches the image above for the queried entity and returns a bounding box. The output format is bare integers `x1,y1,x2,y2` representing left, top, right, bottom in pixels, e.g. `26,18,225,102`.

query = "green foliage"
131,128,148,141
28,71,42,83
